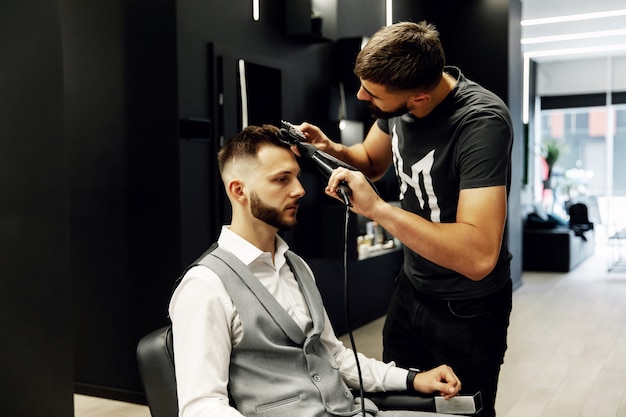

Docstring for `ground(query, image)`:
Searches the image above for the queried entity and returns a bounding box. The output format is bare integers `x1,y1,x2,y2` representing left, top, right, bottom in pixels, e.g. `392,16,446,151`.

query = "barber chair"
136,326,178,417
136,326,481,416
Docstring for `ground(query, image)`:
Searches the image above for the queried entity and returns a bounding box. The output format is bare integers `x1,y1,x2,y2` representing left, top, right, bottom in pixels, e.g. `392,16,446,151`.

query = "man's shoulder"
456,75,508,112
170,243,221,294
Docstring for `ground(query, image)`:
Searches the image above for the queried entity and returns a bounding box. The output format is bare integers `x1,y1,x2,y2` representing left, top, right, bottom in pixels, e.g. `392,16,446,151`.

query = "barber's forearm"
326,142,383,179
371,204,499,280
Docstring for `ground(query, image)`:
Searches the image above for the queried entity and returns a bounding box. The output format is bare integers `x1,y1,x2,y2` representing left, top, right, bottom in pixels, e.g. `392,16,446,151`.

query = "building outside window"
535,104,626,242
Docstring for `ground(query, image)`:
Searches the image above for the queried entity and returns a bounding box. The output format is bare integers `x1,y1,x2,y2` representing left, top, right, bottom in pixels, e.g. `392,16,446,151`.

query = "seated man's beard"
367,101,409,119
250,192,297,230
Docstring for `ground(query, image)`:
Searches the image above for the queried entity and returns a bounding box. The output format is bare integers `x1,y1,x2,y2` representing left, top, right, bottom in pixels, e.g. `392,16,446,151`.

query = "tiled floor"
75,244,626,417
74,394,150,417
495,246,626,417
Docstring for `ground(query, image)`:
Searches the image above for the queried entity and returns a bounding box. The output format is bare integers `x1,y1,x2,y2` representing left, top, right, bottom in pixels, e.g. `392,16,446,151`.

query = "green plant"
541,139,563,177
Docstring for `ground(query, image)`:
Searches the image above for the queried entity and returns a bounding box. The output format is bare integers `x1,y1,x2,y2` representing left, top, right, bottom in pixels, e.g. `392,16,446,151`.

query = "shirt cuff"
385,366,410,391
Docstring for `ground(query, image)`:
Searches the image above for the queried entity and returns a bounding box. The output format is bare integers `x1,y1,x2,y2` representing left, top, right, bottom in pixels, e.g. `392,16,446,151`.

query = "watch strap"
406,367,421,391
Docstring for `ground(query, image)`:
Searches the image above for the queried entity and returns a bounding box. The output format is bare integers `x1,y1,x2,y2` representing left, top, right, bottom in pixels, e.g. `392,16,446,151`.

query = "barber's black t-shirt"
378,67,513,300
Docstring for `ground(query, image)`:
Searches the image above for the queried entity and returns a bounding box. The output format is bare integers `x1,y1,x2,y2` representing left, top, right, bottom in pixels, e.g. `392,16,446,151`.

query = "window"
536,103,626,241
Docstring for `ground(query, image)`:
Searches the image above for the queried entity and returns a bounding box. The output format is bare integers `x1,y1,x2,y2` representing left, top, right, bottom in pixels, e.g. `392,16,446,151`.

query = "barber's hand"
298,122,335,153
326,167,382,218
413,365,461,400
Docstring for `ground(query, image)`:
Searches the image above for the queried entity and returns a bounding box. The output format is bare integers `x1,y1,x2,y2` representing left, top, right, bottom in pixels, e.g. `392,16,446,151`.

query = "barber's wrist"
331,141,349,160
406,368,422,392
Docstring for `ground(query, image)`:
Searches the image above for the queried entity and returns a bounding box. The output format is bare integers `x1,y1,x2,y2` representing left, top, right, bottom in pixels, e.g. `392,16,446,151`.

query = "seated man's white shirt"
169,226,407,417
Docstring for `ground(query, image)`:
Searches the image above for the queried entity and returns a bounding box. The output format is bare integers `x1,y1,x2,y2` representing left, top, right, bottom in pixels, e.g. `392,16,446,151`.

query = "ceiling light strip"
253,0,260,21
521,9,626,26
522,29,626,44
524,43,626,58
522,55,530,124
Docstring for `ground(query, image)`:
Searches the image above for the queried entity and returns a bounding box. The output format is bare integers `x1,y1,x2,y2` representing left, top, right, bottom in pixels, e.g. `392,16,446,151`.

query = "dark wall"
175,0,365,263
394,0,511,102
0,0,74,416
63,0,181,401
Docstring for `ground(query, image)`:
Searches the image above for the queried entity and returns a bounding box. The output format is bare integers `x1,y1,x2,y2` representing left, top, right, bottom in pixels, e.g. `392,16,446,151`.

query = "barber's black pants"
383,273,512,417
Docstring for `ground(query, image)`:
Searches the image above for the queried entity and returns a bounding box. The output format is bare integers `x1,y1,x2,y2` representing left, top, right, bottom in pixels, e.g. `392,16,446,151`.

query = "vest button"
313,374,321,382
344,391,350,398
326,401,332,409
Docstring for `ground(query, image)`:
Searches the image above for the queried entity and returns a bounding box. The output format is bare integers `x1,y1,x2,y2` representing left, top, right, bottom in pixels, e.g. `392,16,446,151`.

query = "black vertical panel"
507,0,524,290
178,46,216,267
64,0,180,400
63,0,130,398
240,62,282,127
124,0,181,380
0,0,73,415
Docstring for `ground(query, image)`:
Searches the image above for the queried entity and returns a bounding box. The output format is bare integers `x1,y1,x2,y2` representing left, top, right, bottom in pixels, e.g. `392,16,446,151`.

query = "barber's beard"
367,101,409,119
250,192,297,230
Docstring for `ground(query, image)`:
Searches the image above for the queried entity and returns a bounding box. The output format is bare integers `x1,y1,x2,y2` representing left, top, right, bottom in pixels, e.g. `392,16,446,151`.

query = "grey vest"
198,247,379,417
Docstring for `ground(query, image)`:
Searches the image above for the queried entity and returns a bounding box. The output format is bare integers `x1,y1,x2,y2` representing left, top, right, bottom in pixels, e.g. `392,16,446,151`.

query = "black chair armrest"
365,391,435,410
364,391,482,415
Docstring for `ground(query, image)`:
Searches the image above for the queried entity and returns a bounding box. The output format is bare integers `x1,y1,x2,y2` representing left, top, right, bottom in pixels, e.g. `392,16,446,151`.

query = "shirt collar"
217,225,289,266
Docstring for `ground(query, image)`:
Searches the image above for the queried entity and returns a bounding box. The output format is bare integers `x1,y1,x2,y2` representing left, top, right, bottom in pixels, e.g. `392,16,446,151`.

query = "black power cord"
342,204,366,417
276,121,372,416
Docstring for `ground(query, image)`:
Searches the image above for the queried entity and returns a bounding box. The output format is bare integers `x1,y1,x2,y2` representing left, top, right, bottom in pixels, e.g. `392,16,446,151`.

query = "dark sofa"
522,203,595,272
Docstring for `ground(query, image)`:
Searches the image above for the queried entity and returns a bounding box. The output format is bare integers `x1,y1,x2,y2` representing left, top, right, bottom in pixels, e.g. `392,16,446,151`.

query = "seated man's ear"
228,179,248,204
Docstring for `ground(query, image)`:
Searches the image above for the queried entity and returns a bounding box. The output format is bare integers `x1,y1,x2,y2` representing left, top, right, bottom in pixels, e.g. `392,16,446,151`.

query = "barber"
297,20,514,417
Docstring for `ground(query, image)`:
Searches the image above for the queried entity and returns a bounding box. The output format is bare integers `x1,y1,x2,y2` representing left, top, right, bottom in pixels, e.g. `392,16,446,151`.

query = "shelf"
358,243,401,261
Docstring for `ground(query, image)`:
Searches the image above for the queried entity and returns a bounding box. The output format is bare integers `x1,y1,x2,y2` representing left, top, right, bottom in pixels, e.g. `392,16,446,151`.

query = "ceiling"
520,0,626,62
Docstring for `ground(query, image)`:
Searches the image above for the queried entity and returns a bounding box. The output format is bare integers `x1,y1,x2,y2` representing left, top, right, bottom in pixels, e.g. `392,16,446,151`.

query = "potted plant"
541,139,563,189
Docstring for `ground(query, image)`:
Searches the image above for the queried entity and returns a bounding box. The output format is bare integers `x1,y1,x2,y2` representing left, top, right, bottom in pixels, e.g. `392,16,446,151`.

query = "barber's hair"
217,124,285,174
354,21,445,92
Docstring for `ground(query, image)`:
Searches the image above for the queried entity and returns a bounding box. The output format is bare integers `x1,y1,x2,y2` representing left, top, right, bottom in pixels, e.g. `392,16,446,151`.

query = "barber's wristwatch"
406,368,422,392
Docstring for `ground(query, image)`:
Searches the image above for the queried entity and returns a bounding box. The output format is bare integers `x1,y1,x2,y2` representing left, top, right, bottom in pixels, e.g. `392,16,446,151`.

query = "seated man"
169,124,461,417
